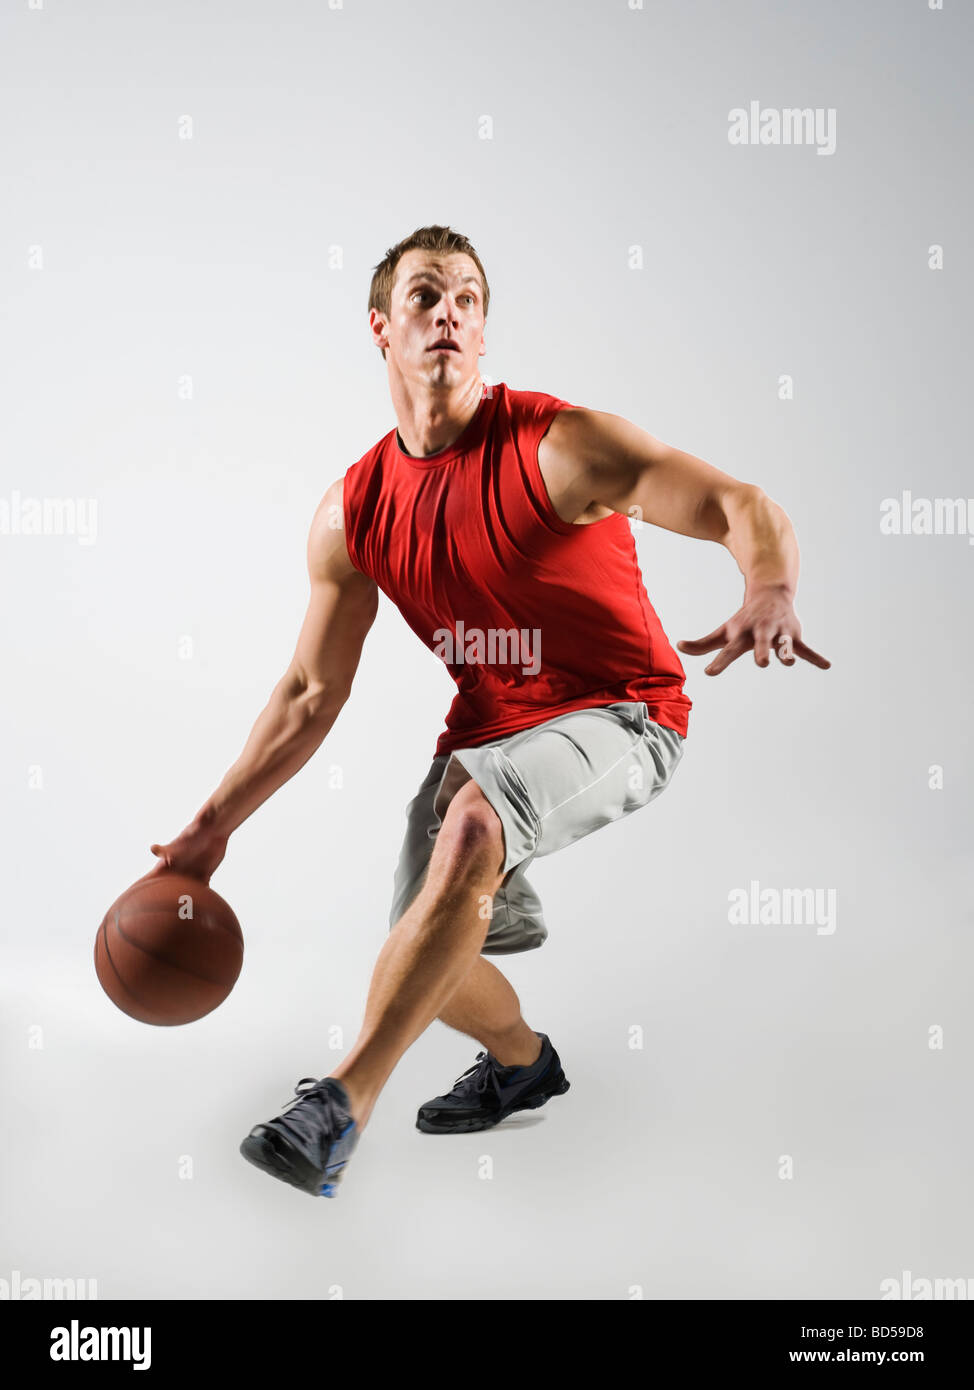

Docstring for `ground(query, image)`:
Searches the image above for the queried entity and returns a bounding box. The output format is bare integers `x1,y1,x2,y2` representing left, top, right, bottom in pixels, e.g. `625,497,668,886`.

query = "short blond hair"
368,225,490,360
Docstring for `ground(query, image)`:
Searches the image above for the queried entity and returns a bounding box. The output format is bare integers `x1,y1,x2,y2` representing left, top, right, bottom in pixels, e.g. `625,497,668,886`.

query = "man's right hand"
146,823,229,886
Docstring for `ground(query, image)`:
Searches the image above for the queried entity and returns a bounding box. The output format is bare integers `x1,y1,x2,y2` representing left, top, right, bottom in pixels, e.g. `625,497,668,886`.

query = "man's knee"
434,780,506,882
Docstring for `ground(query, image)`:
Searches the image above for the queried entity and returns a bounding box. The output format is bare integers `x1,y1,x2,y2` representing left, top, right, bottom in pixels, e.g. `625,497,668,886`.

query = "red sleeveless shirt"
342,381,691,756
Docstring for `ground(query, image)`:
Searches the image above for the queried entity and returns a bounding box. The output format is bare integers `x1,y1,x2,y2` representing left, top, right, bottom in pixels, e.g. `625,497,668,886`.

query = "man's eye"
412,290,475,304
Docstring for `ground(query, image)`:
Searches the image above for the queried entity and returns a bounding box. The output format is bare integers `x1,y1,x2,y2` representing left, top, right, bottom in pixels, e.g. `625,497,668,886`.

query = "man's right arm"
147,477,378,882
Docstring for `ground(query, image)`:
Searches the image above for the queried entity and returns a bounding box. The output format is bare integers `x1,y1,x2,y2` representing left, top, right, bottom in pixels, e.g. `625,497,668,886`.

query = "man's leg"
435,958,542,1069
329,779,508,1131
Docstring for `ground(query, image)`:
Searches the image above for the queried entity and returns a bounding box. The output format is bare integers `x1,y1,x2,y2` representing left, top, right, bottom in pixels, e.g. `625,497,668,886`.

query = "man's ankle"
327,1074,370,1131
489,1028,543,1070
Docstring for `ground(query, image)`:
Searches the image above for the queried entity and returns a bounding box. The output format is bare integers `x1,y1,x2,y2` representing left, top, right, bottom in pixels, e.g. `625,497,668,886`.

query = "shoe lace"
450,1051,503,1102
276,1077,343,1155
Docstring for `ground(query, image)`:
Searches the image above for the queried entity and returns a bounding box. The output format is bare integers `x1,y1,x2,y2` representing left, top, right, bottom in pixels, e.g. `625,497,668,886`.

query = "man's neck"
391,375,485,458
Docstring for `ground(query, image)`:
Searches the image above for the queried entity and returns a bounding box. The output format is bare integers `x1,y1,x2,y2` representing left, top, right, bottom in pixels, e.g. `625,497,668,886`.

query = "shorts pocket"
606,700,649,736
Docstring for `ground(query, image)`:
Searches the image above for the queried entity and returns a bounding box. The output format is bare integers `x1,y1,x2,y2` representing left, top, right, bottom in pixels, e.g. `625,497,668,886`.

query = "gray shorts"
389,700,685,955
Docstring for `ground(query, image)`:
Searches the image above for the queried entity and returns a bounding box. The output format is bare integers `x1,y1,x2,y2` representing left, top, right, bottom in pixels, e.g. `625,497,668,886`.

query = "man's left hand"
676,585,831,677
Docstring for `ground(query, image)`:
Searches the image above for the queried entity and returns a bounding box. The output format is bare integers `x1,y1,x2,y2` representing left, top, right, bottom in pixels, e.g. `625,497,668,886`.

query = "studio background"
1,0,970,1300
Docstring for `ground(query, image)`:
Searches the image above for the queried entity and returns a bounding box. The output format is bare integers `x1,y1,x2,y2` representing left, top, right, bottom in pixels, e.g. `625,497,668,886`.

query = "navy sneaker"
417,1032,570,1134
239,1076,358,1197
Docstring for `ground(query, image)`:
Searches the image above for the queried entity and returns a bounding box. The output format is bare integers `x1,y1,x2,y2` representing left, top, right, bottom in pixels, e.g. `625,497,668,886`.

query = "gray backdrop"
1,0,971,1301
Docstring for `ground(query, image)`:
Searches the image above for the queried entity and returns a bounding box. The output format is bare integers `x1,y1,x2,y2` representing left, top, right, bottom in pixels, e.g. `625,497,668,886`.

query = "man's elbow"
715,482,772,543
281,667,352,726
300,678,352,726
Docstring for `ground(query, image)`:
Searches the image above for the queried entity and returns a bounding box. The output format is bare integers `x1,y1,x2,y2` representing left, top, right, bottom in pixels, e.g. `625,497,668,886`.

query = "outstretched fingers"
676,626,728,656
792,638,831,669
679,619,831,676
704,636,750,676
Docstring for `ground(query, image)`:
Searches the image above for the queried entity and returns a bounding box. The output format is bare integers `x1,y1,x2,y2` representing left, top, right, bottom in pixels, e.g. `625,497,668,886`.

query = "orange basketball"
95,872,244,1025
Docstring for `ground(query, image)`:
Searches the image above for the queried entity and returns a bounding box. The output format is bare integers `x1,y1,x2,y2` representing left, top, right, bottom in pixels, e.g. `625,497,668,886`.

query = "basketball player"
149,226,830,1198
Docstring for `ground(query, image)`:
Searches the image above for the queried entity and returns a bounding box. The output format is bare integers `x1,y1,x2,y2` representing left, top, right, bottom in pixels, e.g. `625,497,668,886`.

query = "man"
149,224,830,1198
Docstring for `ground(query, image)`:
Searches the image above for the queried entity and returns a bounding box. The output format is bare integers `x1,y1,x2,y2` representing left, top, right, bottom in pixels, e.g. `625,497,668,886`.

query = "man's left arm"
543,408,830,676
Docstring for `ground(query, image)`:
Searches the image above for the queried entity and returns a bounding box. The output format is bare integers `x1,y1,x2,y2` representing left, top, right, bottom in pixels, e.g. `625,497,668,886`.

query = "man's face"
372,249,486,382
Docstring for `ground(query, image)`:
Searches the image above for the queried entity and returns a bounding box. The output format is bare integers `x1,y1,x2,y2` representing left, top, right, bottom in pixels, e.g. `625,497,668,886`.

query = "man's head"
368,225,489,383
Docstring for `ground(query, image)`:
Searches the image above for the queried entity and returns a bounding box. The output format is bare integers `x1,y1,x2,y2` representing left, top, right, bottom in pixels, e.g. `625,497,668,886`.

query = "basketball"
95,872,244,1026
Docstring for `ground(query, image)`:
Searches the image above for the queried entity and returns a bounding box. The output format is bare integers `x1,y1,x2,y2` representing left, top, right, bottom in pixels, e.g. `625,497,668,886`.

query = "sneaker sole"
416,1073,571,1135
239,1124,351,1197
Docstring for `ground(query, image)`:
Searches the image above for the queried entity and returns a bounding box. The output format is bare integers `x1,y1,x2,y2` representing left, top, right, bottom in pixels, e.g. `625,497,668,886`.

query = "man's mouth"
428,341,460,352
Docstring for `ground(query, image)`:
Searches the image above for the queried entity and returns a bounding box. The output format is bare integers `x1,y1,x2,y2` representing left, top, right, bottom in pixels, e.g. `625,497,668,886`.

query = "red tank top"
342,381,691,756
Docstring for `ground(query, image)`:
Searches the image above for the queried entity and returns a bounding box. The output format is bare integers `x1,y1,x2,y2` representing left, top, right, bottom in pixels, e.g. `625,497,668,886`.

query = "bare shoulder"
540,404,646,464
536,407,616,526
307,477,374,592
